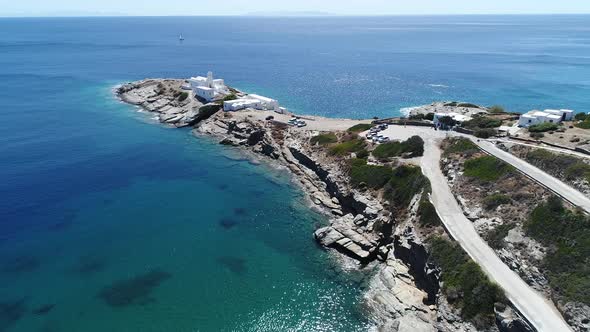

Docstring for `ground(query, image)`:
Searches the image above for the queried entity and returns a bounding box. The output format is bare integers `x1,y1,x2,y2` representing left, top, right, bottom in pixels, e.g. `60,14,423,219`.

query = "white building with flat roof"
188,71,229,102
544,109,574,121
223,94,281,112
518,109,573,127
195,86,215,102
223,98,262,111
247,94,279,111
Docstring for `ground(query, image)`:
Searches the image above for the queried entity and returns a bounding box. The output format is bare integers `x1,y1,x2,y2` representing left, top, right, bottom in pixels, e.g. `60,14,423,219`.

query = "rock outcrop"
117,79,221,128
314,214,380,261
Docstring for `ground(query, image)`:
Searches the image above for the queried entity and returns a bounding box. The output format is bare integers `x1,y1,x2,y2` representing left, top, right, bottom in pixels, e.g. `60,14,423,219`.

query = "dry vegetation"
441,137,590,314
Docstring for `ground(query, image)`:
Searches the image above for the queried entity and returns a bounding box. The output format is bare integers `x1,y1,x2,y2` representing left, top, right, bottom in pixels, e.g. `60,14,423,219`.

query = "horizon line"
2,12,590,18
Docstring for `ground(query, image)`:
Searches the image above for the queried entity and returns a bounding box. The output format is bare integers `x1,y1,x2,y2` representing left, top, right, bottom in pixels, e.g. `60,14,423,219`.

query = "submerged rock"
97,268,171,307
0,299,27,331
1,255,40,274
32,304,55,315
217,256,247,275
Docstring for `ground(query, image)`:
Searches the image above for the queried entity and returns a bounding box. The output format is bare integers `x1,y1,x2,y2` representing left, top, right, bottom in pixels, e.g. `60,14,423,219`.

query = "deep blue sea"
1,15,590,331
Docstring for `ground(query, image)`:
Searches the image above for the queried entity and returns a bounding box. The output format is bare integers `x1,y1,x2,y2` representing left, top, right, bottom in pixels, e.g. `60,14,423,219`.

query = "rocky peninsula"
116,78,570,332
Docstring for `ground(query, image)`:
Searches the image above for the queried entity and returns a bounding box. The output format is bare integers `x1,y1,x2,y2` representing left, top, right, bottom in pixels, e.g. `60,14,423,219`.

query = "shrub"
373,141,404,159
464,156,514,182
524,149,590,182
457,102,480,108
347,123,374,133
443,138,478,156
372,135,424,159
355,149,369,159
474,128,497,138
418,200,441,227
403,136,425,157
485,223,515,249
349,160,393,189
564,162,590,183
409,114,425,120
488,105,505,113
428,237,506,324
383,165,430,209
483,194,511,210
530,132,544,139
222,94,238,101
310,133,338,145
438,116,457,128
524,197,590,304
529,122,559,133
576,119,590,129
424,112,435,121
574,113,588,121
329,139,366,156
463,117,502,129
178,92,189,101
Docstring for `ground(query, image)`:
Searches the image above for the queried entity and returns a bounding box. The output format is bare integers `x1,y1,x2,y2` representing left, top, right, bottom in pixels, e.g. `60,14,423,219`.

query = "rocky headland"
116,78,538,332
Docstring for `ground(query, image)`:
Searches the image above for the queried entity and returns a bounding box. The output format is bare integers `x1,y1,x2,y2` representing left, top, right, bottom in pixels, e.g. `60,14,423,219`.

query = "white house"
433,112,471,128
518,109,573,127
223,94,281,112
544,109,574,121
223,98,262,112
248,94,280,111
188,71,229,102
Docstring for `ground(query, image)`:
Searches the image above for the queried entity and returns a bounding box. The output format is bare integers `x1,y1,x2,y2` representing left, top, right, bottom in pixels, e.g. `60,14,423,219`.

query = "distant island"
244,11,334,17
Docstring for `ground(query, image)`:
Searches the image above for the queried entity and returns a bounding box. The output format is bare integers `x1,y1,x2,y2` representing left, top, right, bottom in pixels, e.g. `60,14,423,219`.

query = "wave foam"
399,106,420,118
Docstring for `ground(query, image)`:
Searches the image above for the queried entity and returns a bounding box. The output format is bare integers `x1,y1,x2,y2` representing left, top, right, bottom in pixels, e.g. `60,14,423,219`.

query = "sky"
2,0,590,17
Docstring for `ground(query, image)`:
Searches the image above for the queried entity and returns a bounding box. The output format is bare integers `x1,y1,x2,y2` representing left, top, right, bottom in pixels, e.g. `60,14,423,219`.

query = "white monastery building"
188,71,284,112
188,71,229,102
518,109,574,127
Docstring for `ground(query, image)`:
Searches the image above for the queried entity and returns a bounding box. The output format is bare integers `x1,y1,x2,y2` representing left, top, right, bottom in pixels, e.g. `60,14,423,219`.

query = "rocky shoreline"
116,78,532,332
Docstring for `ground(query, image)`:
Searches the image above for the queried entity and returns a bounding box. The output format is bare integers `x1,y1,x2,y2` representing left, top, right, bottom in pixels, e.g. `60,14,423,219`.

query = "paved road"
421,138,572,332
475,139,590,214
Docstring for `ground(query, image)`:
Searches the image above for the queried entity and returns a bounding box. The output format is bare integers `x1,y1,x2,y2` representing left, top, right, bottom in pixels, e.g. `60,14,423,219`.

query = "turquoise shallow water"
1,15,590,331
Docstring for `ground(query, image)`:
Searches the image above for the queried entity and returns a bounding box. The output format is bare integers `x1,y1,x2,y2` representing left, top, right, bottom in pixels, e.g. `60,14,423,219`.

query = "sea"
1,15,589,332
